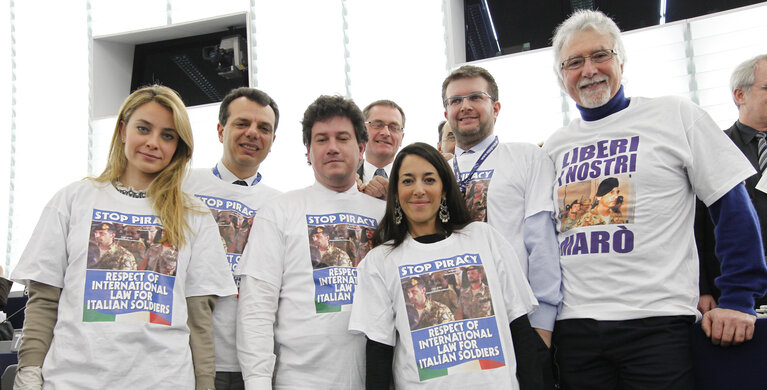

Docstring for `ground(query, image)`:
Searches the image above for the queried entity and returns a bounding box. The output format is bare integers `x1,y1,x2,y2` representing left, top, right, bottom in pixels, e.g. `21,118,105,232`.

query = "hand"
14,366,43,390
362,176,388,200
534,328,552,348
702,307,756,347
697,294,716,314
442,152,454,161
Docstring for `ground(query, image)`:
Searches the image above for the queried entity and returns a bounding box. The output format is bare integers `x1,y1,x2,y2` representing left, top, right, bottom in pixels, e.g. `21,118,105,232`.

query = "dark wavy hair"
373,142,471,248
301,95,368,147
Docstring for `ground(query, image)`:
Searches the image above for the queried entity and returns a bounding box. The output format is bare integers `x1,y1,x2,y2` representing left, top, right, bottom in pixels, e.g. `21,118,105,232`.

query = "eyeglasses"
366,121,403,133
443,91,494,107
561,49,617,71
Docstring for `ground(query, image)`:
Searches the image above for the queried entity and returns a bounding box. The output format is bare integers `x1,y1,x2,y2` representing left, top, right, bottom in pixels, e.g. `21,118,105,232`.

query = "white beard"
578,82,612,108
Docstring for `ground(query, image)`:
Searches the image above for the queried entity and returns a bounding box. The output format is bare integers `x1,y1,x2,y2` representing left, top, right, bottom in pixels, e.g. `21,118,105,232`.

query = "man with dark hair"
310,226,351,267
442,64,562,388
404,276,454,330
545,10,767,389
460,265,493,319
356,100,405,200
91,222,136,271
183,87,282,390
236,95,385,389
437,120,456,157
697,54,767,314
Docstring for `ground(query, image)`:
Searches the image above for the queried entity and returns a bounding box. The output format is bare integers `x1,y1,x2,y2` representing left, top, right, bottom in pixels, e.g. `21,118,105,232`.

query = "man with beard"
544,10,767,389
577,177,625,226
460,266,494,319
442,64,562,387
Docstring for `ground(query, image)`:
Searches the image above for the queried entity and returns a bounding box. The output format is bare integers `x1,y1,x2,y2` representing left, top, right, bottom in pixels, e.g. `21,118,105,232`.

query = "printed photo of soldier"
308,225,353,269
429,270,462,320
88,222,137,271
465,179,489,222
460,265,494,319
356,227,376,266
560,199,585,232
557,173,634,231
116,225,148,267
402,276,454,331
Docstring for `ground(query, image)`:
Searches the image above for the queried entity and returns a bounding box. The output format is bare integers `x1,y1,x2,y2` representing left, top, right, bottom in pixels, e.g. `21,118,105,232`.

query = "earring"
439,197,450,223
394,200,403,225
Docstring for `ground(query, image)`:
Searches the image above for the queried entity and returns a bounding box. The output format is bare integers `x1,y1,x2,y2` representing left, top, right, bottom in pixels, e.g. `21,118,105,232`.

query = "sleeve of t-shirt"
12,186,74,288
185,210,238,298
235,204,284,287
485,224,538,321
348,250,396,346
237,275,279,390
523,145,557,218
683,101,755,206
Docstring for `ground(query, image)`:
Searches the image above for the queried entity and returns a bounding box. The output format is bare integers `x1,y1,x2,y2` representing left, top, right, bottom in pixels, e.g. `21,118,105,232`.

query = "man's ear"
217,123,225,143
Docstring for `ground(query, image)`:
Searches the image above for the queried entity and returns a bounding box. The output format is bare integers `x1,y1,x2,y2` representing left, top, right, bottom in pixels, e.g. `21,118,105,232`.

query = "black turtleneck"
576,84,630,121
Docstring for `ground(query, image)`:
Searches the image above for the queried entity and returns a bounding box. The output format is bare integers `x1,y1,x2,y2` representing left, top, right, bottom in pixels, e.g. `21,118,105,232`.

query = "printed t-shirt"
349,222,537,389
543,96,755,321
12,180,237,389
183,168,281,372
236,182,385,389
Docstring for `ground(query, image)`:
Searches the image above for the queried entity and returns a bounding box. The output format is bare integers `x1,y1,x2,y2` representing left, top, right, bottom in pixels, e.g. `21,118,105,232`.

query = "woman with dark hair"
349,142,542,389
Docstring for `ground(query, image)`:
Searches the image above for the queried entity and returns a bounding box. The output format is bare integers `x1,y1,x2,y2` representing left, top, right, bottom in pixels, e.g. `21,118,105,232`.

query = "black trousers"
553,316,695,390
215,371,245,390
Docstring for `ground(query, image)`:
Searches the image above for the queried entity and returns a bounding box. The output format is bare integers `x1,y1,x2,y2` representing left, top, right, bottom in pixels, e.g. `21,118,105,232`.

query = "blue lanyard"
453,136,499,195
212,165,262,186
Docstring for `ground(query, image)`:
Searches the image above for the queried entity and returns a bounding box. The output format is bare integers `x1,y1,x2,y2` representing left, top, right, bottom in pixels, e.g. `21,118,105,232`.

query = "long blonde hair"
93,85,194,247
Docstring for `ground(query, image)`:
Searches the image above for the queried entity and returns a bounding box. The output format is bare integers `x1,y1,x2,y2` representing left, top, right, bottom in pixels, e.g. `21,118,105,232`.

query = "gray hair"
730,54,767,107
552,9,627,89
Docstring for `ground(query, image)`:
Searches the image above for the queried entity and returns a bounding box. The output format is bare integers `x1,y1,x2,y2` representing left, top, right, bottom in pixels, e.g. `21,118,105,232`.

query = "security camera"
202,35,247,79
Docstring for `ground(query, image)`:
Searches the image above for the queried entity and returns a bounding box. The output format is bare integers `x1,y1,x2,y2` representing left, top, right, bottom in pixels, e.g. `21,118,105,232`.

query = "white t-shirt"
349,222,537,389
543,96,755,321
452,140,559,328
11,180,237,389
236,182,385,389
183,168,281,372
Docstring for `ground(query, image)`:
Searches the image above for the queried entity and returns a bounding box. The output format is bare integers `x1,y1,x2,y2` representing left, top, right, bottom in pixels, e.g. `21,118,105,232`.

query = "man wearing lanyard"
183,87,282,390
442,65,562,388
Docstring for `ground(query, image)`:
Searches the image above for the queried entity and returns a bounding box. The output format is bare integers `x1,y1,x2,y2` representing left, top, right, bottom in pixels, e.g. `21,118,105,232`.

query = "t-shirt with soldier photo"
11,180,236,389
183,168,281,373
350,222,537,389
236,182,385,389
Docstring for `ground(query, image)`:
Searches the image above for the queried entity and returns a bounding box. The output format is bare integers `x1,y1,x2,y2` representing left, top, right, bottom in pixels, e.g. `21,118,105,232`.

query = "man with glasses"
356,100,405,200
442,64,562,388
697,54,767,316
545,10,767,389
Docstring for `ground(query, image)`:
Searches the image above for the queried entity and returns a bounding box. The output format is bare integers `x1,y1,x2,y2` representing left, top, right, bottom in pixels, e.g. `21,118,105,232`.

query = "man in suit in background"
697,54,767,313
356,100,405,200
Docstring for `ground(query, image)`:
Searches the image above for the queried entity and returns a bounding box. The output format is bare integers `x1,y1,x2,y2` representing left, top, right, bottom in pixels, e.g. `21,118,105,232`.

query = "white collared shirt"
361,159,393,184
215,160,260,186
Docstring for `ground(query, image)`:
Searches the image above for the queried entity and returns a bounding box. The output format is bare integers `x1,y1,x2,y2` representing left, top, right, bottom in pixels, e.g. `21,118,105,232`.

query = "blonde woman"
12,85,237,390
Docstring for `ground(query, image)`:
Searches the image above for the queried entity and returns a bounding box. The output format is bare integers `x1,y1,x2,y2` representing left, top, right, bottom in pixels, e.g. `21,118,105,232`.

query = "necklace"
112,181,147,199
